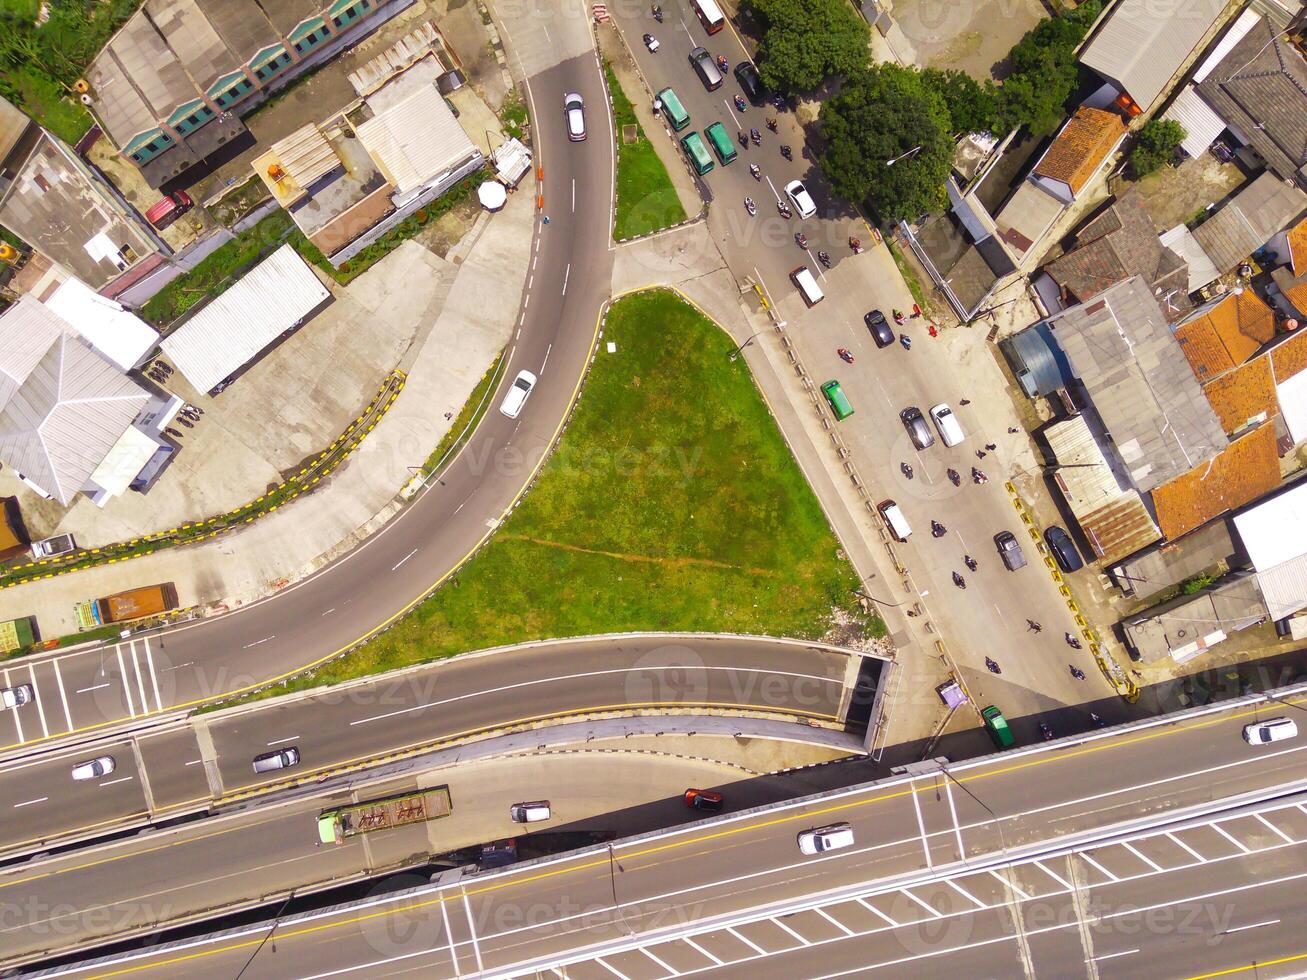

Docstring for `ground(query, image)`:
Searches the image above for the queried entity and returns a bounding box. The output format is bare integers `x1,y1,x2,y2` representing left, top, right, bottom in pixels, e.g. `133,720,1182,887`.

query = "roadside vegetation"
421,351,505,476
246,289,874,699
605,63,687,240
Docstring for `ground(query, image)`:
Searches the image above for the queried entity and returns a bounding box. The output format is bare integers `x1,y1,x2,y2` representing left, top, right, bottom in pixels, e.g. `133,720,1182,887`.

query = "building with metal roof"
1079,0,1230,114
1121,571,1268,662
1053,276,1228,493
1193,172,1307,275
1232,478,1307,620
161,244,331,394
84,0,410,188
0,106,164,292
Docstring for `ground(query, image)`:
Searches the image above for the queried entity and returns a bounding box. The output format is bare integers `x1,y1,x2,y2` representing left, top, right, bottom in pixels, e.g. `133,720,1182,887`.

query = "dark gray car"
1044,526,1084,572
900,406,935,449
865,310,894,348
995,531,1027,571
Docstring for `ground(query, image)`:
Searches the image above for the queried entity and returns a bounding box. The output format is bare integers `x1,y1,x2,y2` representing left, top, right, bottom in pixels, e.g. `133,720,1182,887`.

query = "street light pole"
728,330,767,361
885,145,923,167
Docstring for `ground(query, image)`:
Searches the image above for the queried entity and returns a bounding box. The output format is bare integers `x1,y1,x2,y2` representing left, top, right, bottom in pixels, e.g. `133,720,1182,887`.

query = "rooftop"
1201,355,1278,436
1051,277,1228,493
1193,172,1307,274
1121,571,1268,663
1289,217,1307,276
1150,422,1281,540
1031,107,1127,196
1195,12,1307,187
1080,0,1229,110
1270,326,1307,382
1173,289,1277,382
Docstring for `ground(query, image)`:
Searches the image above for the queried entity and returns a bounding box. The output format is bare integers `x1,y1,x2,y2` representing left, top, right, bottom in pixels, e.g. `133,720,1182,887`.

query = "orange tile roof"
1151,424,1280,540
1269,325,1307,381
1032,108,1127,196
1282,278,1307,321
1288,217,1307,276
1175,291,1277,382
1202,357,1277,435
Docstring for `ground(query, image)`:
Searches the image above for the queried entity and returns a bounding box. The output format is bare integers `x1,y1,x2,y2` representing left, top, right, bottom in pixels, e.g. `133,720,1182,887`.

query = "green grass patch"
501,88,529,142
422,351,506,476
886,239,928,312
141,210,294,327
605,63,687,240
243,289,872,699
5,66,91,144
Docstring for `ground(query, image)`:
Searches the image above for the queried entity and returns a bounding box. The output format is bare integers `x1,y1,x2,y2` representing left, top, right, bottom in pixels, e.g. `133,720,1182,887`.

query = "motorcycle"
737,131,748,149
717,54,728,72
795,232,808,250
744,197,756,216
770,92,786,111
766,117,778,132
972,467,987,485
817,250,831,268
930,520,947,538
1090,712,1107,728
777,200,792,219
952,571,966,589
837,348,854,364
651,2,662,20
749,163,761,180
1039,722,1054,741
849,237,863,254
1070,666,1086,680
901,462,914,480
779,144,792,160
947,468,960,487
749,127,761,146
964,554,978,572
985,657,1001,674
734,94,746,112
643,33,659,52
1065,631,1082,650
899,334,911,351
892,309,906,326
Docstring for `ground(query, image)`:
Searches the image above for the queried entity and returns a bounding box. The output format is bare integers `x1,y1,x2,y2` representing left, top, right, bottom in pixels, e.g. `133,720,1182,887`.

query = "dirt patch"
416,198,481,257
892,0,1048,80
1116,152,1247,232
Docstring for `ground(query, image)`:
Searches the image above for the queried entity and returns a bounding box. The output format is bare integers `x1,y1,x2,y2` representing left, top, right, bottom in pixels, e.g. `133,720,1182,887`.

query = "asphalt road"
37,690,1307,979
0,18,616,757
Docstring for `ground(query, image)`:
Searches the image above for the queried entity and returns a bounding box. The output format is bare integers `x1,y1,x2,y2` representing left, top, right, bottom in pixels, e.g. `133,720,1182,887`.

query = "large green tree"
748,0,870,92
820,64,954,220
921,68,997,135
1130,119,1187,177
993,0,1101,135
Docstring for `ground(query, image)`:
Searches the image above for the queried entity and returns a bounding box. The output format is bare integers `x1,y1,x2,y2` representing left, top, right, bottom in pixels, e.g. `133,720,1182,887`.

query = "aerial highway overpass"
31,685,1307,979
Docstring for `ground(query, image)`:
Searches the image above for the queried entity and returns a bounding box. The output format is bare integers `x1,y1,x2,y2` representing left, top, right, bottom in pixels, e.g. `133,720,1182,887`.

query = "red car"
683,788,724,812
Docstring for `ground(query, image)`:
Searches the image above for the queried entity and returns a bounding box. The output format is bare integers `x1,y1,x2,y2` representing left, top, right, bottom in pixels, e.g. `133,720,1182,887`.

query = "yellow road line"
1183,951,1307,979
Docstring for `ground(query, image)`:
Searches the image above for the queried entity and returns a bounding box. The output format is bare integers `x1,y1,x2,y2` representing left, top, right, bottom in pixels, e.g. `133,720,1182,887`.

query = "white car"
785,179,817,219
0,684,33,710
929,403,966,447
510,801,552,823
500,370,538,419
71,755,116,781
797,822,855,855
564,93,586,141
1242,718,1298,744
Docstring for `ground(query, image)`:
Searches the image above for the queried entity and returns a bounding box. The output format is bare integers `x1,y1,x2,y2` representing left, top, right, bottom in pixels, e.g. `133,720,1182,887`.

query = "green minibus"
704,122,737,165
681,131,714,176
656,87,690,132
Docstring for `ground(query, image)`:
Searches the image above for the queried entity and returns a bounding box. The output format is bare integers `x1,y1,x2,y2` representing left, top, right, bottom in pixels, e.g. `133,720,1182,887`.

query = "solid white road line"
51,659,73,732
438,894,462,977
13,797,46,808
541,343,552,374
1222,918,1279,935
3,670,22,743
242,636,276,650
144,640,164,713
562,263,570,296
1166,831,1206,863
460,889,485,975
99,776,132,788
942,776,966,861
1090,949,1138,962
26,663,48,738
129,643,149,720
391,548,418,572
75,683,111,694
909,779,933,870
267,735,300,745
115,645,135,718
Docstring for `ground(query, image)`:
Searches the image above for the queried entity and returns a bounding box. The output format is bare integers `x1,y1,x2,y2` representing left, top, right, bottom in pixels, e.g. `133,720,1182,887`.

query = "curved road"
0,12,620,755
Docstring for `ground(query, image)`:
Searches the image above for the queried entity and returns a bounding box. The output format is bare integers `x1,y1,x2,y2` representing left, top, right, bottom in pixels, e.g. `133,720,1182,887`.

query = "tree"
1130,119,1187,177
921,68,996,135
820,64,954,220
748,0,870,92
993,0,1102,134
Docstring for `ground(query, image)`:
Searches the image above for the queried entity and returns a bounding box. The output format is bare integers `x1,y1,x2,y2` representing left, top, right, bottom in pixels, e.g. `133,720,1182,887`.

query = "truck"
0,617,35,655
75,583,178,630
317,786,453,844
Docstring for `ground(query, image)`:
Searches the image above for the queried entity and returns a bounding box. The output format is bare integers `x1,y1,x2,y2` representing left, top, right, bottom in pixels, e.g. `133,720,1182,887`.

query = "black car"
994,530,1027,571
734,61,767,105
865,309,894,348
900,406,935,449
1044,525,1084,572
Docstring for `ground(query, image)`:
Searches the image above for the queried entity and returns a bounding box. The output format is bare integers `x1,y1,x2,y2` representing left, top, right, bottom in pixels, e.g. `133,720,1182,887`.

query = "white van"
798,822,855,855
500,370,538,419
878,500,911,541
790,266,824,307
510,801,552,822
929,403,965,447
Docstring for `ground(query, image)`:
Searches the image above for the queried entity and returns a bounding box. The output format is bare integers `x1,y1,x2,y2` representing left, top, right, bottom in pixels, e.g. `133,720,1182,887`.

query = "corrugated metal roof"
161,244,330,394
1193,172,1307,274
1162,84,1227,158
45,278,158,372
1232,479,1307,570
1277,367,1307,444
1080,0,1228,109
1160,223,1221,292
0,298,67,413
1191,6,1262,83
355,82,479,197
1257,553,1307,620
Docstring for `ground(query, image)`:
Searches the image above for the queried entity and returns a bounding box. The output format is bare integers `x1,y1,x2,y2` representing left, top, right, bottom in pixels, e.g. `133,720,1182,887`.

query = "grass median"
245,289,874,699
606,63,688,241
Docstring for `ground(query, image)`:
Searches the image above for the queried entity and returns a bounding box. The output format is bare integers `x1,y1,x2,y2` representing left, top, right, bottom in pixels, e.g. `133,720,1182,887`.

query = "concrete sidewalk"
2,180,536,637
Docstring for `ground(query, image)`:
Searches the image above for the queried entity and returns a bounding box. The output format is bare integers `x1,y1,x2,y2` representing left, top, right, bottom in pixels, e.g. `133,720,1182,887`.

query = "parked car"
994,530,1027,571
864,310,894,348
144,191,193,230
0,684,33,710
785,179,817,219
563,93,586,141
683,788,724,812
71,756,116,781
30,533,76,560
797,823,855,855
1242,718,1297,745
733,61,766,104
1043,526,1084,573
929,403,965,447
510,801,552,822
900,406,935,449
500,370,538,419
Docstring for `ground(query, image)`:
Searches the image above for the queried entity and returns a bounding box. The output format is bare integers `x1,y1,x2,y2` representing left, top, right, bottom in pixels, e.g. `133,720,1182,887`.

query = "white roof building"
43,277,159,372
355,82,481,203
1232,482,1307,621
161,244,331,394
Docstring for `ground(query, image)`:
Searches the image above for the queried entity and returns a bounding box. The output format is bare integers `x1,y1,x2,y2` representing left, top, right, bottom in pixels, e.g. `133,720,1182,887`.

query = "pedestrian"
543,215,550,225
985,443,997,451
444,411,453,420
976,449,987,459
1027,619,1042,633
959,398,970,406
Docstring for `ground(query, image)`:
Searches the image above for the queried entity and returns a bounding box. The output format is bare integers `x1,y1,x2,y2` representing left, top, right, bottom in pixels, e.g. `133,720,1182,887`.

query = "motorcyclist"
952,571,966,588
744,196,756,214
749,163,760,179
964,554,977,571
931,520,946,537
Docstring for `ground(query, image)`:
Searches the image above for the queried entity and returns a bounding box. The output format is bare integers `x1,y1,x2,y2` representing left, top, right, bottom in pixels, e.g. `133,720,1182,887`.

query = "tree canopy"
748,0,870,92
1130,118,1187,177
993,0,1101,135
820,64,954,220
921,68,997,136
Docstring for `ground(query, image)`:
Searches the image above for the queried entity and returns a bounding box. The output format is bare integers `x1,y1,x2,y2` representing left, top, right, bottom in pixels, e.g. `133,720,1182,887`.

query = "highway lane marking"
241,636,276,650
460,887,486,973
99,776,132,788
12,797,45,808
51,659,74,732
1221,918,1279,935
572,178,576,213
541,343,552,374
562,263,570,295
941,776,965,860
321,608,335,616
3,670,22,743
116,646,135,718
391,548,418,572
437,895,462,976
74,683,111,694
908,777,932,869
144,641,164,714
1091,949,1138,961
129,644,149,721
26,664,48,739
184,759,203,766
266,735,300,745
725,99,741,128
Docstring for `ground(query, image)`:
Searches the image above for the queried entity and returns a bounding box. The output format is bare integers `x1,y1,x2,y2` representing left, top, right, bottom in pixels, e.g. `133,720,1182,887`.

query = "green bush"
993,1,1102,135
747,0,870,92
1130,119,1187,177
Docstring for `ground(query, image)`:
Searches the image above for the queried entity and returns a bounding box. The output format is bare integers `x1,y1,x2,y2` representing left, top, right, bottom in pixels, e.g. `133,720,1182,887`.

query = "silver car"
71,756,116,781
564,93,586,141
